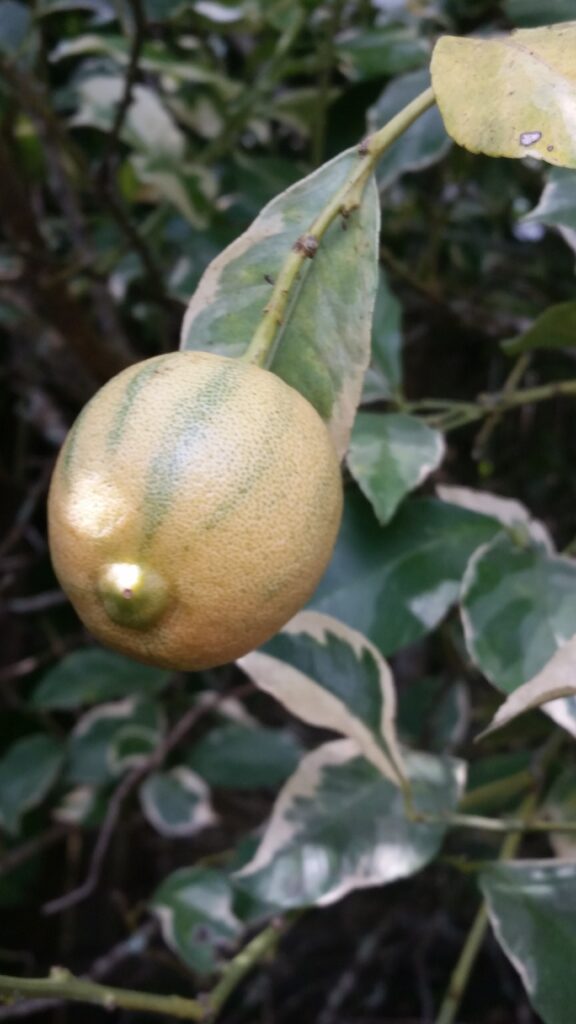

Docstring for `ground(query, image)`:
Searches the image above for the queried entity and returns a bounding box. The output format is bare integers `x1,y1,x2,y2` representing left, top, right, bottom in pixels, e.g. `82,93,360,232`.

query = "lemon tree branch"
0,971,204,1021
242,87,435,368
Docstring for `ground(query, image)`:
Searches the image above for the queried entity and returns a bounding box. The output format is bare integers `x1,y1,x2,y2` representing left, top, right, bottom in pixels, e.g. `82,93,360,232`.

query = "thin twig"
0,826,68,880
43,683,254,915
98,0,146,182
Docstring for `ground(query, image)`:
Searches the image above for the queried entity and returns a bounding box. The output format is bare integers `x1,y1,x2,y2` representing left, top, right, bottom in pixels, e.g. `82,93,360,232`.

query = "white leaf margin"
238,611,406,788
140,767,217,838
480,634,576,739
437,485,553,551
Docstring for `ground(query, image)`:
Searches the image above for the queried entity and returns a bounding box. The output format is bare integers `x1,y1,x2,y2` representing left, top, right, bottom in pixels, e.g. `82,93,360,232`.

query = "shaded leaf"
368,69,451,189
437,485,552,549
481,861,576,1024
180,149,380,457
503,302,576,355
186,723,301,790
67,698,164,785
151,867,242,974
432,24,576,168
336,27,429,81
140,768,216,837
461,533,576,737
0,736,64,836
361,268,403,403
310,488,500,656
32,649,169,709
0,0,31,55
482,635,576,738
523,168,576,254
504,0,576,27
348,413,445,525
51,35,239,97
239,611,405,786
237,739,465,909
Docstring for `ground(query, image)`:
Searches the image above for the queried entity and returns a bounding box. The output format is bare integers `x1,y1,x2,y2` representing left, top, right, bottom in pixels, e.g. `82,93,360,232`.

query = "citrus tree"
2,3,576,1023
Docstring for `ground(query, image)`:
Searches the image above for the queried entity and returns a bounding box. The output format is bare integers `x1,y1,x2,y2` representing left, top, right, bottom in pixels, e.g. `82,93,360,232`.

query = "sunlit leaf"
239,611,405,786
180,149,380,457
237,739,465,909
432,23,576,168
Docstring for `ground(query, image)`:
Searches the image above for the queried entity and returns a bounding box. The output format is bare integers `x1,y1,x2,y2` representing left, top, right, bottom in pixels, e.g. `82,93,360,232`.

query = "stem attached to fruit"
242,87,435,369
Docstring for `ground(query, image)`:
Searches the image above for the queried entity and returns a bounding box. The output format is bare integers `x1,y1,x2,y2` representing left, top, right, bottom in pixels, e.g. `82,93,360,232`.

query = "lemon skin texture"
48,351,343,670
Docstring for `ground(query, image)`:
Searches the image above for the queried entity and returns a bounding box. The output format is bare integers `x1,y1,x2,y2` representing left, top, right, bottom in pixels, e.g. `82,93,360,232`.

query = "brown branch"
0,57,174,315
43,683,254,916
0,130,133,382
98,0,146,182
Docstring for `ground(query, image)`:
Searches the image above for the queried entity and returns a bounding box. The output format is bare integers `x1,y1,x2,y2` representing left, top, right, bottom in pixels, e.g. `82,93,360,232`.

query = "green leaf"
481,635,576,738
361,268,403,403
480,861,576,1024
310,488,500,656
336,27,429,81
437,485,552,548
523,168,576,253
239,611,406,787
186,723,302,790
32,649,169,709
180,149,380,457
139,768,216,837
398,677,470,754
368,69,451,190
0,735,64,836
151,867,242,974
67,698,164,785
503,302,576,355
237,740,464,909
461,532,576,736
348,413,445,525
504,0,576,27
431,23,576,169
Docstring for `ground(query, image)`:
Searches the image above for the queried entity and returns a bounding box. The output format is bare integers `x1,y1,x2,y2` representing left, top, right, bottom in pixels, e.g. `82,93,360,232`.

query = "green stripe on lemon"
48,350,343,671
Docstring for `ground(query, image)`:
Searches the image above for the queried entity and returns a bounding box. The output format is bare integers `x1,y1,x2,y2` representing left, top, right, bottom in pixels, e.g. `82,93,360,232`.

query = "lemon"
48,351,343,670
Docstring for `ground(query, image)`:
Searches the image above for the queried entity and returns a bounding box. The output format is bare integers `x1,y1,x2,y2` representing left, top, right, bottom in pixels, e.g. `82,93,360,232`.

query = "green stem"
242,86,435,368
209,918,290,1017
414,376,576,433
458,769,534,813
0,970,204,1020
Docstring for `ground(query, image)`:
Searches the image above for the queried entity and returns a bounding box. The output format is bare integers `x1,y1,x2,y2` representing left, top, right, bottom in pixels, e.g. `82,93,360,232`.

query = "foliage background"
1,1,576,1022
